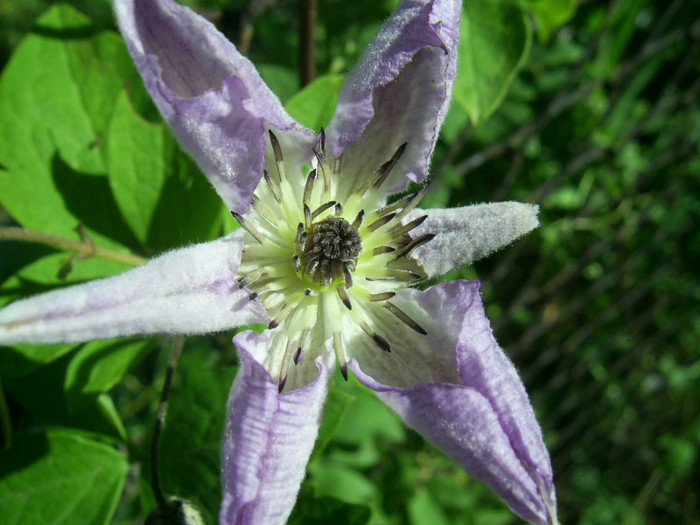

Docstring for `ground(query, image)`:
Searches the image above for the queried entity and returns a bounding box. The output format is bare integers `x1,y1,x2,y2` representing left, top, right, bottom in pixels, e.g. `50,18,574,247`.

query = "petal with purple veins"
115,0,316,214
221,333,333,525
0,231,266,344
350,281,557,525
327,0,461,195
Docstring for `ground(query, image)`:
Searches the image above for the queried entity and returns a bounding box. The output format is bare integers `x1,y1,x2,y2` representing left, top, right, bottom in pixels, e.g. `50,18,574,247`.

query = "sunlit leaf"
0,430,128,525
0,5,133,248
286,74,345,132
454,0,532,125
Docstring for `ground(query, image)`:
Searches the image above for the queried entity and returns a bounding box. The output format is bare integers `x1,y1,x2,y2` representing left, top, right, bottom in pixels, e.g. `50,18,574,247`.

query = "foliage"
0,0,698,523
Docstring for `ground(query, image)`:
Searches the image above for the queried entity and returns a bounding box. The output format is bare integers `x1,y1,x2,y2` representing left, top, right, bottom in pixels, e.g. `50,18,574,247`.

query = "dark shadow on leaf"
51,154,143,253
30,23,102,41
147,158,222,253
64,339,154,412
0,428,50,478
0,241,55,287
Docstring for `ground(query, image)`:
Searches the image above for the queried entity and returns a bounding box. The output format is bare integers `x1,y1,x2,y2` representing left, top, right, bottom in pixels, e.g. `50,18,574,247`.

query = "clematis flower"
0,0,558,523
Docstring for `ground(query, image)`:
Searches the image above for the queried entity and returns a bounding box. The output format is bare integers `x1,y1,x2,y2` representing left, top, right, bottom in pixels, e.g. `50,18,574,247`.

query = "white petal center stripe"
234,131,433,391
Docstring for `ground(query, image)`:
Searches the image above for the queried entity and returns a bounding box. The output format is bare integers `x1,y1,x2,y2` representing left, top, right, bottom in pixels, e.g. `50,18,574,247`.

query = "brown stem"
299,0,317,86
0,226,147,267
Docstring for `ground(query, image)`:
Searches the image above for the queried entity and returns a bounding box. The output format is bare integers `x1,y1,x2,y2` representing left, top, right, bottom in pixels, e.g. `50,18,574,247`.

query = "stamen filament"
352,210,365,229
360,321,391,352
394,182,431,222
367,212,396,232
303,169,317,207
303,204,312,229
295,327,311,364
238,268,267,288
278,339,296,392
357,143,407,195
372,142,407,190
314,150,332,193
390,215,428,237
263,170,282,203
373,246,395,255
251,195,279,227
319,127,326,154
394,233,436,259
311,201,336,220
268,300,295,329
384,302,427,335
231,212,264,244
268,130,286,182
333,332,348,380
369,291,396,302
295,223,305,247
337,284,352,310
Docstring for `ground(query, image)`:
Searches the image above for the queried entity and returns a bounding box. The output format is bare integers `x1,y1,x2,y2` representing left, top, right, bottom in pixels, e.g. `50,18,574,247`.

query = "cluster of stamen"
233,129,435,391
300,217,362,287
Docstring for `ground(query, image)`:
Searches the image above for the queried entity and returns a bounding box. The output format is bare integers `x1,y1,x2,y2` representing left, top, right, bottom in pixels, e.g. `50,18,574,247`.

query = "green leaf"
311,387,355,461
286,74,345,131
65,339,154,411
0,5,134,248
4,352,127,442
408,489,450,525
327,375,405,469
0,429,128,525
257,63,300,104
521,0,577,42
454,0,532,125
107,91,170,245
108,90,224,252
288,492,371,525
145,343,236,524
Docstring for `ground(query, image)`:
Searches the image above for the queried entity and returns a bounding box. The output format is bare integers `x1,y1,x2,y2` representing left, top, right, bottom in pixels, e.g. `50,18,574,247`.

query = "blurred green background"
0,0,698,524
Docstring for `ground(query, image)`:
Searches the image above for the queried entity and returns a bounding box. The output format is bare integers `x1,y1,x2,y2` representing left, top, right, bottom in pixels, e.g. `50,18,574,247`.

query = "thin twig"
151,337,186,509
299,0,317,86
0,226,146,267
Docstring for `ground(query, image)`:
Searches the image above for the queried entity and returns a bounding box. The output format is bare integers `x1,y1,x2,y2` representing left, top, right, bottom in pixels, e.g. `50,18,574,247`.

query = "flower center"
234,130,434,391
301,217,362,287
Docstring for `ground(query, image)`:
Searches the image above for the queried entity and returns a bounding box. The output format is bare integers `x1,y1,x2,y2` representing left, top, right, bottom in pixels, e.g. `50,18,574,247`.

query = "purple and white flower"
0,0,558,523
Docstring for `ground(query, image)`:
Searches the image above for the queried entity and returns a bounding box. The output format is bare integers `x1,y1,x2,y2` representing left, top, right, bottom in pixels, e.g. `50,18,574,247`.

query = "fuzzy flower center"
302,217,362,286
234,130,434,391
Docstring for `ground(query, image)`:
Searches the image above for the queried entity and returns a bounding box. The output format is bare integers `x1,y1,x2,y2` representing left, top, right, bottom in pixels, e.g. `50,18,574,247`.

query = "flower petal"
407,202,540,278
221,333,333,525
0,232,266,344
115,0,316,214
351,281,557,525
327,0,461,194
345,284,467,388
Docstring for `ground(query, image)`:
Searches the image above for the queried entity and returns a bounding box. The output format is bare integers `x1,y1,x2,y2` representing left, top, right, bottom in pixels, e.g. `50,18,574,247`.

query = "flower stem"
0,226,147,267
299,0,316,86
150,337,185,509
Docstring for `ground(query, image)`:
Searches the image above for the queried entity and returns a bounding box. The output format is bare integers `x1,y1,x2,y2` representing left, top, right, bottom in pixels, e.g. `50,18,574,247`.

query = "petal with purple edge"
406,202,540,278
0,232,266,344
345,283,471,388
221,333,333,525
350,281,557,525
327,0,461,194
115,0,316,214
455,280,557,522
